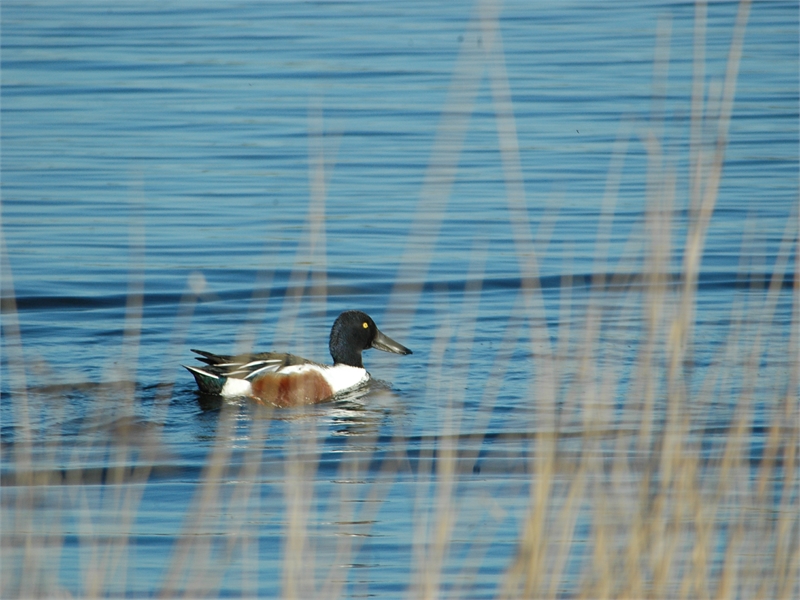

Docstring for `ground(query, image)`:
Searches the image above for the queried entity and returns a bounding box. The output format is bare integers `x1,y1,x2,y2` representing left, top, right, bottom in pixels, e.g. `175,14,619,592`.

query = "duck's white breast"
316,364,369,394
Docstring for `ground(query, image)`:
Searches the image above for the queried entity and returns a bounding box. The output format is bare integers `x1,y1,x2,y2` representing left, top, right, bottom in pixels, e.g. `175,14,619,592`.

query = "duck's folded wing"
189,349,314,379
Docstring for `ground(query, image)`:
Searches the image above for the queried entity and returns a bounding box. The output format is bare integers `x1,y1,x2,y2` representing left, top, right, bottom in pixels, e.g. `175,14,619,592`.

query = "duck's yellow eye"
363,322,369,329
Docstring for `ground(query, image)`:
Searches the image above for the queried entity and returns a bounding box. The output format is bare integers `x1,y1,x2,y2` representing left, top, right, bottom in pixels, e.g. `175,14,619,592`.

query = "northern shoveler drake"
184,310,412,407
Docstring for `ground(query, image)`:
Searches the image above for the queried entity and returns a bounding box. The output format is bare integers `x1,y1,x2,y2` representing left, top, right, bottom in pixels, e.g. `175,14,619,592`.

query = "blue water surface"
2,1,797,597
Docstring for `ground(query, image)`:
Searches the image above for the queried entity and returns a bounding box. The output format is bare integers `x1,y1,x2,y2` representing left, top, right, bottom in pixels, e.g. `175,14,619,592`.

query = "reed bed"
2,0,797,597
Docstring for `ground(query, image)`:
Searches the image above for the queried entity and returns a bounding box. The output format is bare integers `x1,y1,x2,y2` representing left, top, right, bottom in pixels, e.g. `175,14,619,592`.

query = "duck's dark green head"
329,310,412,368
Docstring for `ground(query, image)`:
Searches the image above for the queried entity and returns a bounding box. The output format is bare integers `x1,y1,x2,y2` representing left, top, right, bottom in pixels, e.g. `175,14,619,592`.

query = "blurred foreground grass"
2,0,798,597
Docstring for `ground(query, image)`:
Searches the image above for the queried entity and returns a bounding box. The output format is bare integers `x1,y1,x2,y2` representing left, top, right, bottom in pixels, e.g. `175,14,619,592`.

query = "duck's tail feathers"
183,364,225,394
190,349,228,366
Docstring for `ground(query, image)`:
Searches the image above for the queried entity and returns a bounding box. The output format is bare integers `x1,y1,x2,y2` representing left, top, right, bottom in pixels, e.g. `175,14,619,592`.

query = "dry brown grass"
2,0,798,597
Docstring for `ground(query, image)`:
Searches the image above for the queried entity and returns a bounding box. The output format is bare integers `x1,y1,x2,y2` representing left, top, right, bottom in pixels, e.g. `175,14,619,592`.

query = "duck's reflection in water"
193,377,406,444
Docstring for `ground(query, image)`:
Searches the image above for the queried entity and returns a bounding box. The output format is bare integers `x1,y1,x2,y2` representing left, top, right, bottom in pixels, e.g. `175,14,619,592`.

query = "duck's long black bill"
371,329,412,355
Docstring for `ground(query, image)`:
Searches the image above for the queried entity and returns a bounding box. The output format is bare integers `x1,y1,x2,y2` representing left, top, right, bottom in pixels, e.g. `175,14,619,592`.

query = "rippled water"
2,1,798,597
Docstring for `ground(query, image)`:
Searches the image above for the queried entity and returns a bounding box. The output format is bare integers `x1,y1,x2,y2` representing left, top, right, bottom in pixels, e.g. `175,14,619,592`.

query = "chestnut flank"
250,371,335,407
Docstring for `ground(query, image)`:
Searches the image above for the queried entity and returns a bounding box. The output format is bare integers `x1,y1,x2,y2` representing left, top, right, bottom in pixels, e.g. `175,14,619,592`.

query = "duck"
184,310,412,407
